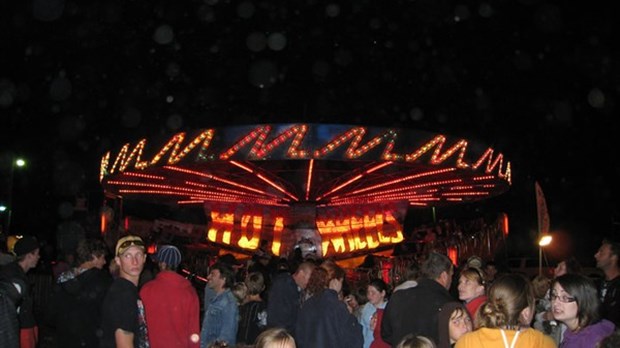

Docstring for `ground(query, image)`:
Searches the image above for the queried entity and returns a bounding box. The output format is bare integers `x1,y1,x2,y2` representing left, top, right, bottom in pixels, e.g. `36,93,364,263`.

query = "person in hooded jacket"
140,245,200,348
46,238,112,348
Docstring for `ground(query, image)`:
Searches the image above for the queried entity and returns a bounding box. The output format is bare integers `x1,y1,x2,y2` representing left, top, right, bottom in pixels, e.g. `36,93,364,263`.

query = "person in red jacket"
140,245,200,348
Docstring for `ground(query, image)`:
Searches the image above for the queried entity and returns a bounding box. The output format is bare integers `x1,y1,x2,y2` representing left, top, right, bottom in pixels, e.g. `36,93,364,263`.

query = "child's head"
255,328,296,348
396,334,436,348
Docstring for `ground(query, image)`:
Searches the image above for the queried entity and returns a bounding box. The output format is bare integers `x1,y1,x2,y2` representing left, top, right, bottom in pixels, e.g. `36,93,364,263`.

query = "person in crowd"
344,286,367,322
46,238,112,348
555,257,583,276
0,234,17,265
254,327,296,348
0,235,41,348
361,278,389,348
382,252,455,345
0,275,24,348
393,260,420,292
437,302,472,348
232,281,248,304
533,256,582,344
457,267,487,324
550,273,615,348
237,272,268,345
100,235,149,348
295,260,363,348
594,238,620,327
266,261,315,337
200,262,239,347
483,261,498,286
368,306,390,348
455,273,555,348
396,334,437,348
52,250,75,282
140,244,200,348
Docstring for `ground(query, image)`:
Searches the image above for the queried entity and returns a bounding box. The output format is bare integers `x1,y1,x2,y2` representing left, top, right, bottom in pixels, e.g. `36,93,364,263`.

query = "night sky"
1,0,617,265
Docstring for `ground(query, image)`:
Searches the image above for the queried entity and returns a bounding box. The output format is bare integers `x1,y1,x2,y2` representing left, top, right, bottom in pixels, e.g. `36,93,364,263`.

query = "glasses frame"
550,292,577,303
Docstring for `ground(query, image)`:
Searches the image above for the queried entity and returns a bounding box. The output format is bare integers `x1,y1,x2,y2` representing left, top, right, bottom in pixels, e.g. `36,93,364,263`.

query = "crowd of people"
0,233,619,348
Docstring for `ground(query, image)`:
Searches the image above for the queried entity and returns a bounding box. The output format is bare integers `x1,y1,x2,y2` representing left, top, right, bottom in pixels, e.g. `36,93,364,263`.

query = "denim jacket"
200,288,239,348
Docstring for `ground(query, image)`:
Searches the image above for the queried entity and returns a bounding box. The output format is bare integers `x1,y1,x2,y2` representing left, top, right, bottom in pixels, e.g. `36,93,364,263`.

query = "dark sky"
1,0,617,264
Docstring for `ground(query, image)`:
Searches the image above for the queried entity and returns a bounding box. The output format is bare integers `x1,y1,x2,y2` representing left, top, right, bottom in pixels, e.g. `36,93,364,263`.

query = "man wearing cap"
100,235,149,348
140,245,200,348
0,235,41,348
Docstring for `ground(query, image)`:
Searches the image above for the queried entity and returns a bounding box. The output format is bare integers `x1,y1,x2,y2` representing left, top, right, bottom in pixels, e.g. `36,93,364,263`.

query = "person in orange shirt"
456,273,555,348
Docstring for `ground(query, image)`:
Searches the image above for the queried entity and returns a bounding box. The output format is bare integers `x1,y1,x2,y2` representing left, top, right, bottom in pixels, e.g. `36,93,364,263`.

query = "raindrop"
455,5,470,21
410,107,424,121
167,114,184,130
247,32,267,52
325,3,340,18
197,5,216,23
237,1,255,19
166,62,181,78
369,18,382,30
121,107,142,128
478,3,494,18
153,25,174,45
553,101,572,124
0,78,16,108
248,59,278,88
312,60,330,79
587,88,605,108
49,75,72,101
57,201,74,219
513,51,532,71
334,48,353,66
267,32,287,51
33,0,64,22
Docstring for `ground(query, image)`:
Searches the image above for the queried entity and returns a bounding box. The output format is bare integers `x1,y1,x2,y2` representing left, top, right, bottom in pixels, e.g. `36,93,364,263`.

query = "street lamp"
538,234,552,276
3,157,26,235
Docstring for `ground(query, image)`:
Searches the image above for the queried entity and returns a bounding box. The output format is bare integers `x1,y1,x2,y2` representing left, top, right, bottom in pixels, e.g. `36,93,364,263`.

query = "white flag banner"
535,181,550,235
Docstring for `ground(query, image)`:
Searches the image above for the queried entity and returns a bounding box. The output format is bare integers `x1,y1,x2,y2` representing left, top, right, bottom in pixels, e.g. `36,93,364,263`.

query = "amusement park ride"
99,124,511,261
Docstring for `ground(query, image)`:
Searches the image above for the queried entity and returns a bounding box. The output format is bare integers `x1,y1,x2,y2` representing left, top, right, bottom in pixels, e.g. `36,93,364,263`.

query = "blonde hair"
396,334,437,348
478,273,534,329
255,327,296,348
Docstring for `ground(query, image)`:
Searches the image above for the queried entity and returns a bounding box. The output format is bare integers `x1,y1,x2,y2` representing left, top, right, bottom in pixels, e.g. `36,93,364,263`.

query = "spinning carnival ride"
99,124,511,259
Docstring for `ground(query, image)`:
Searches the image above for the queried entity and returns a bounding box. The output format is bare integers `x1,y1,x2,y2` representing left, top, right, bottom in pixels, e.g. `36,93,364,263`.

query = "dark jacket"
0,262,35,328
266,272,300,335
381,278,454,345
598,276,620,327
296,288,363,348
46,267,112,348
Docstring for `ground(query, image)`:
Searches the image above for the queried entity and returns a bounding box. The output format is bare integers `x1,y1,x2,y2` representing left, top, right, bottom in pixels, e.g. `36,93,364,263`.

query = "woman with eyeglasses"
437,302,472,348
455,273,555,348
457,267,487,326
550,273,615,348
